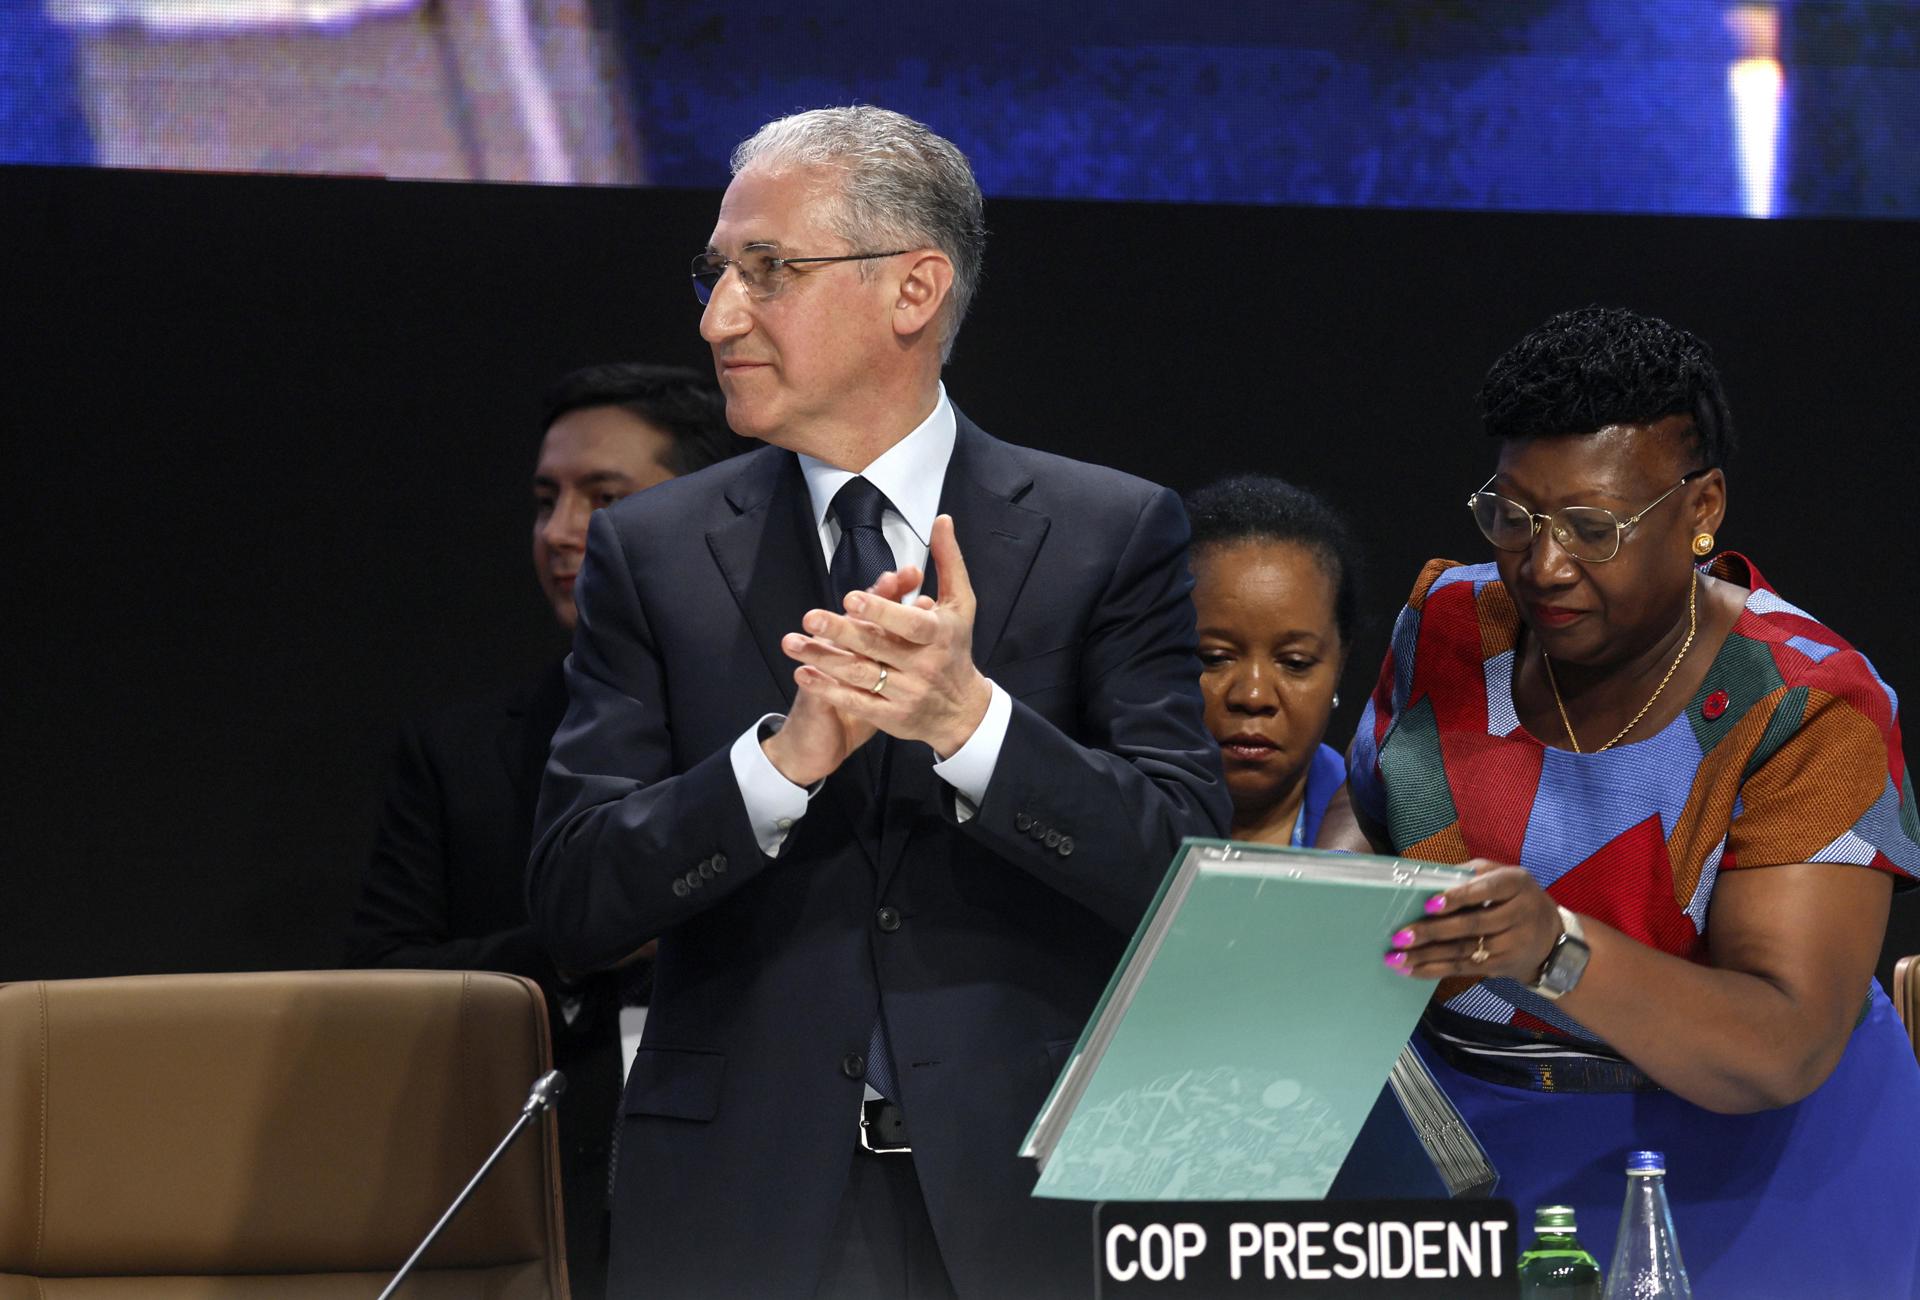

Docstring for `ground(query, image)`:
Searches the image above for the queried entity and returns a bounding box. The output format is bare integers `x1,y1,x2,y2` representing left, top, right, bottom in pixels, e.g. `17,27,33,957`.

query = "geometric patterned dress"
1349,553,1920,1298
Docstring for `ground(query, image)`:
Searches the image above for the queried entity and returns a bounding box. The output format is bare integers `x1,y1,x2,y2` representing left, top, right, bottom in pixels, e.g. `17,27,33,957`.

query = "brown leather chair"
1896,956,1920,1065
0,970,568,1298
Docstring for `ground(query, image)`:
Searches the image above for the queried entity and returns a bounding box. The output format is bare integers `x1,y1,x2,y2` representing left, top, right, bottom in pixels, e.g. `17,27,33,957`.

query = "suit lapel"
878,416,1049,892
940,417,1049,671
708,450,883,872
706,452,829,711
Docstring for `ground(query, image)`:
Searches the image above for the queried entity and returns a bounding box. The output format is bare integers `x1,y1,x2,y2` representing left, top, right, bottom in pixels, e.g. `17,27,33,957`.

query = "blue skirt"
1416,986,1920,1299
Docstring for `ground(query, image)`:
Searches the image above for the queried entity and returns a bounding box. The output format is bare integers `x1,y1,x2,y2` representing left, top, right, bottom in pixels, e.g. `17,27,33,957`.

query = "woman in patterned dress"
1321,307,1920,1297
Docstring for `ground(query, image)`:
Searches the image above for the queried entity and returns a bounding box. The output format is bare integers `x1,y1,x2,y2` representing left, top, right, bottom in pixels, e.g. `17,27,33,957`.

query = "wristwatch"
1528,905,1590,1001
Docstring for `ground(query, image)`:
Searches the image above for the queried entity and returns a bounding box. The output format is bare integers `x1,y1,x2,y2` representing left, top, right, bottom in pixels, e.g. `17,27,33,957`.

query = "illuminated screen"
5,0,1918,218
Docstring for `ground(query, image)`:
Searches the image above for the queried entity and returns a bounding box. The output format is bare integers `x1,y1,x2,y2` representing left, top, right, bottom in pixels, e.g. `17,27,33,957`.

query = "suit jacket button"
1058,836,1075,856
711,852,729,873
1043,829,1062,849
841,1053,866,1079
1029,821,1048,841
876,907,902,933
1015,813,1033,832
671,879,690,898
686,870,704,889
698,859,716,879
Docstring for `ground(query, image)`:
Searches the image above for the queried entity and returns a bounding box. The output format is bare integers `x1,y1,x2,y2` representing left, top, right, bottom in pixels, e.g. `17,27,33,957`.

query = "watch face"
1539,936,1591,998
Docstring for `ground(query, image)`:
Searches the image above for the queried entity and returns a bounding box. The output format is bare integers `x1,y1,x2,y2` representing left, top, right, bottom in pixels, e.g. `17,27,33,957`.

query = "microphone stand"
376,1069,566,1300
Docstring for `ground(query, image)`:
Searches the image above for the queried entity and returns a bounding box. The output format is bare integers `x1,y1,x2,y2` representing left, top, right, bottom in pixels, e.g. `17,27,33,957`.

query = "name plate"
1094,1200,1518,1298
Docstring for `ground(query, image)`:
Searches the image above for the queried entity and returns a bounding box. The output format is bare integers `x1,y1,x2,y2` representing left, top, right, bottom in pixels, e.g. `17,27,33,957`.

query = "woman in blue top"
1184,476,1356,846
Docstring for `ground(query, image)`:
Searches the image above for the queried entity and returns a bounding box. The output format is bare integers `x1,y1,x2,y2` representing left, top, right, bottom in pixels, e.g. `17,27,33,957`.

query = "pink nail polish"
1391,928,1416,949
1425,894,1448,915
1383,952,1407,969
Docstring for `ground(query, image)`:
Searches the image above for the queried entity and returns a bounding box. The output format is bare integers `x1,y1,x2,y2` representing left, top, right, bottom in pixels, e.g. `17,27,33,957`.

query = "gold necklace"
1543,570,1698,754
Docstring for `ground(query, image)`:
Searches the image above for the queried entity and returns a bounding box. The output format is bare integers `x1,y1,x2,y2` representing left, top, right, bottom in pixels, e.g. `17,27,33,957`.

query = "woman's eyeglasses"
1467,468,1708,563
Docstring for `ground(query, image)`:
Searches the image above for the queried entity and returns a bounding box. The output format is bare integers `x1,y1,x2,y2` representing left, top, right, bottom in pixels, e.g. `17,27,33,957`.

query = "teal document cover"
1022,839,1474,1201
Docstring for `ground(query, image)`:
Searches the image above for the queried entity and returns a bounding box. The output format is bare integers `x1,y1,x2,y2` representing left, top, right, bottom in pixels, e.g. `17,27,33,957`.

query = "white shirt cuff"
729,714,815,856
930,680,1011,822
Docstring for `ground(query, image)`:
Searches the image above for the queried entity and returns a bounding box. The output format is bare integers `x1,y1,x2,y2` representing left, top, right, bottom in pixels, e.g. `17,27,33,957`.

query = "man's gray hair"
731,106,986,362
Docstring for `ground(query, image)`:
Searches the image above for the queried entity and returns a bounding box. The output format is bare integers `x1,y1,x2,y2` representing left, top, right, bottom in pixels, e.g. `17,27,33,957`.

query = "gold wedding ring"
1469,935,1490,964
871,668,888,696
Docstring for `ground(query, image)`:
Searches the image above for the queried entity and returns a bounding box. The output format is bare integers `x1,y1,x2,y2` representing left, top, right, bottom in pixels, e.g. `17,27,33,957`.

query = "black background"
3,164,1915,989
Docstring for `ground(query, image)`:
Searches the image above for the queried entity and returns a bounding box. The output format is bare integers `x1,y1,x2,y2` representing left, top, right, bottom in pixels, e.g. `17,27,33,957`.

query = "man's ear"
892,251,954,340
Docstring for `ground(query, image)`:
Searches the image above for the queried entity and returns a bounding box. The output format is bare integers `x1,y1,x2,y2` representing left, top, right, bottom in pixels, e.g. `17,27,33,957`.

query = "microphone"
376,1070,566,1300
523,1068,567,1115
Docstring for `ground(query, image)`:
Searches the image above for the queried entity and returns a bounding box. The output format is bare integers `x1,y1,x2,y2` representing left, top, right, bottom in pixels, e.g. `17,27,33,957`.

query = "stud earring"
1332,691,1342,710
1691,532,1715,557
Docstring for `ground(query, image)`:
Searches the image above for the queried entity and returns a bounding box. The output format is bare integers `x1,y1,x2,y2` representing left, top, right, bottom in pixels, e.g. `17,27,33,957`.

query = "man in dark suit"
528,107,1228,1299
347,363,740,1300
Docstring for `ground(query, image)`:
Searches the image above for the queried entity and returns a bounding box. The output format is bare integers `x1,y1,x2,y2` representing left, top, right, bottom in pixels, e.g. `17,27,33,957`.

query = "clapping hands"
761,514,991,785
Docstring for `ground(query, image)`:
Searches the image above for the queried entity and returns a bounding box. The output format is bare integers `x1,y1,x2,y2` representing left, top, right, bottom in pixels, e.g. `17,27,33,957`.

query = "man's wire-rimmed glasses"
691,245,909,305
1467,468,1709,563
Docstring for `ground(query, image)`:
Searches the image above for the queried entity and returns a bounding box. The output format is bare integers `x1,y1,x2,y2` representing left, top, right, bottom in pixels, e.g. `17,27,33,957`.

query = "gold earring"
1691,532,1715,556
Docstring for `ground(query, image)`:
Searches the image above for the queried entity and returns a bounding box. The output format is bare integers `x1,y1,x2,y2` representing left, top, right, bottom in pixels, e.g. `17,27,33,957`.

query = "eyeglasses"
690,245,909,305
1467,468,1709,563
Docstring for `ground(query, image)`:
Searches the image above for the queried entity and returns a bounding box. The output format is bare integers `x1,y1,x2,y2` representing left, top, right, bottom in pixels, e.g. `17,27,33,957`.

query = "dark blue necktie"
827,477,902,1099
829,476,898,601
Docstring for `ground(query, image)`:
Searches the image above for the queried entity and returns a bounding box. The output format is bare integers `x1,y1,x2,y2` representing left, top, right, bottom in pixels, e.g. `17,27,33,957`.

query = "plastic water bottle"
1601,1150,1692,1299
1518,1204,1602,1298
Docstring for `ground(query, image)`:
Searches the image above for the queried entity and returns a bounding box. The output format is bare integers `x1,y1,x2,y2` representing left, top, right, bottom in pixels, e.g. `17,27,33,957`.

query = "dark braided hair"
1479,306,1736,467
1184,475,1360,652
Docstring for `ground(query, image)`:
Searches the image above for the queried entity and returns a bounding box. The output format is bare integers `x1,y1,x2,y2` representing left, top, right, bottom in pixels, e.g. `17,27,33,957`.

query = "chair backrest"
1896,955,1920,1065
0,969,567,1299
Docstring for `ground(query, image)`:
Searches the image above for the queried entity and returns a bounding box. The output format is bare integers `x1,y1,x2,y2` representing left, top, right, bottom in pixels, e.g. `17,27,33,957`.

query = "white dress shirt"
727,385,1013,855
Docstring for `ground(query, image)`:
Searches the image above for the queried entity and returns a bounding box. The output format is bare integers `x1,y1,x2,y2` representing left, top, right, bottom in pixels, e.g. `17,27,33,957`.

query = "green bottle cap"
1533,1205,1577,1231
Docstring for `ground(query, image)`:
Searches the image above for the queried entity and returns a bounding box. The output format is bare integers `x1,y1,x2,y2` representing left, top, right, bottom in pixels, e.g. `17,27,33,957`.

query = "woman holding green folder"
1322,306,1920,1298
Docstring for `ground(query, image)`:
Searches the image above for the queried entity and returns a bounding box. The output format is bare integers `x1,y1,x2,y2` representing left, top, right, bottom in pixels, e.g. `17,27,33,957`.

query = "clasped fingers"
845,589,944,646
798,610,913,670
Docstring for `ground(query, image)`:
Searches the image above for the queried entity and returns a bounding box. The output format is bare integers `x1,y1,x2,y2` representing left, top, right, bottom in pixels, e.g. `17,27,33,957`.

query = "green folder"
1022,839,1476,1201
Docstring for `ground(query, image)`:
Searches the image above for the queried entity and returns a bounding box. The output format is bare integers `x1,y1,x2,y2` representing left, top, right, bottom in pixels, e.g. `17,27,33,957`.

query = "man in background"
348,362,740,1300
529,107,1228,1298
